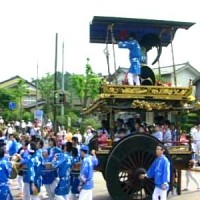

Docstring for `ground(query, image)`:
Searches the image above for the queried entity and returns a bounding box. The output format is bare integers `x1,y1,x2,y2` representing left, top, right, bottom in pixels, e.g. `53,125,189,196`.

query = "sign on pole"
9,102,17,110
34,110,44,123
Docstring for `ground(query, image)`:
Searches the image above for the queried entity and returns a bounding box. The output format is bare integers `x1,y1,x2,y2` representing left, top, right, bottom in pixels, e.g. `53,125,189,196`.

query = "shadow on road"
94,195,112,200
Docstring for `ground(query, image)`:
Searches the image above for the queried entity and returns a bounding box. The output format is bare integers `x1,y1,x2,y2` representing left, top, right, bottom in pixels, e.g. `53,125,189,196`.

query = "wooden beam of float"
82,84,195,115
101,84,194,100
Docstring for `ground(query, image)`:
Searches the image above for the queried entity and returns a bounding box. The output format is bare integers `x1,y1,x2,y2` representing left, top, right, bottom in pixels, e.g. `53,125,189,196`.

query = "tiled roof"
0,75,36,88
115,62,200,76
152,62,200,75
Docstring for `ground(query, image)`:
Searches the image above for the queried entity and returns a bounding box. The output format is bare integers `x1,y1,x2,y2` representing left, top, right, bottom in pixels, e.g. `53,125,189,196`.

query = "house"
110,62,200,123
152,62,200,87
0,75,44,110
194,77,200,100
111,62,200,88
109,67,129,85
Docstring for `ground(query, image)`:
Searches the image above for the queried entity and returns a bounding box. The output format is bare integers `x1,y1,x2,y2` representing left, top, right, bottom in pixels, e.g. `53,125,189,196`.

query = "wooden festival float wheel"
105,134,171,200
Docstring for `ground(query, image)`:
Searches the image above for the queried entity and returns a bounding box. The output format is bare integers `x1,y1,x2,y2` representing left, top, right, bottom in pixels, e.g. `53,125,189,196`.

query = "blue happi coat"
8,140,18,156
21,152,42,194
147,155,170,189
0,158,13,200
118,40,142,75
79,155,98,190
41,156,56,185
52,153,72,196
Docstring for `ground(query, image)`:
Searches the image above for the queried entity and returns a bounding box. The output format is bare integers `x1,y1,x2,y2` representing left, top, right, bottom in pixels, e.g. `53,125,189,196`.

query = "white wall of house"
116,72,126,85
23,95,37,106
172,68,198,86
196,80,200,100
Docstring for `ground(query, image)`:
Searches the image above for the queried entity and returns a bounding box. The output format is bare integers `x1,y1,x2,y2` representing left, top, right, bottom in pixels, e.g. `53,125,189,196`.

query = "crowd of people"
0,117,98,200
0,114,200,199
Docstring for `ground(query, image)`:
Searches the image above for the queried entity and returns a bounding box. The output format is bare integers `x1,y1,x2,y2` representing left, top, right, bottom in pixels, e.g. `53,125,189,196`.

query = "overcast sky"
0,0,199,82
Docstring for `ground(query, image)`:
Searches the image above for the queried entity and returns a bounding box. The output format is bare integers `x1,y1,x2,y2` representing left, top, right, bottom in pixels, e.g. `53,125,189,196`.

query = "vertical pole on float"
61,41,65,122
54,33,58,133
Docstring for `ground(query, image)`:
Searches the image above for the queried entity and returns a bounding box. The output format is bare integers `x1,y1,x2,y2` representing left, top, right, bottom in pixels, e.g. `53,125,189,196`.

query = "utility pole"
54,33,58,133
36,61,39,111
61,41,65,123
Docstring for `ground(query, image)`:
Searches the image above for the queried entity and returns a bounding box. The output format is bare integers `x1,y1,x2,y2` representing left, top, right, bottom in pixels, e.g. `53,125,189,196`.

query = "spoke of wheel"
145,156,154,169
143,179,154,195
130,187,142,199
128,153,138,168
139,187,143,199
137,151,142,166
133,151,138,166
139,151,145,166
143,153,154,169
120,178,134,196
122,157,136,170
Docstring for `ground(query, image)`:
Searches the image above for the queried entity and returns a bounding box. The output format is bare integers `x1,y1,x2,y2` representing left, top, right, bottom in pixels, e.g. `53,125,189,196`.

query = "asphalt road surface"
11,171,200,200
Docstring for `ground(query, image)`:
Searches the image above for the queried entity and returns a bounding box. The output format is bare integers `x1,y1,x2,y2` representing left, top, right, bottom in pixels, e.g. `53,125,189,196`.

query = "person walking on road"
182,170,200,191
78,145,98,200
140,144,170,200
0,148,13,200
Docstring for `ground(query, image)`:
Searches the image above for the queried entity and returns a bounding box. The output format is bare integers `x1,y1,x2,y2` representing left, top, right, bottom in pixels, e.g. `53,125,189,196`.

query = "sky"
0,0,200,82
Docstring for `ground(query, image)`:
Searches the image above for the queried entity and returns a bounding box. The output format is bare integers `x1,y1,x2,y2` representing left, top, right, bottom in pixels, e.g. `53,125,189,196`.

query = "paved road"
11,170,200,199
93,171,200,200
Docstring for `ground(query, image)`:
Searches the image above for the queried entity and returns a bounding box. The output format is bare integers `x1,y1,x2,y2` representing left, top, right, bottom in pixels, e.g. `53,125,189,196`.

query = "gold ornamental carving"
132,100,171,111
101,84,193,100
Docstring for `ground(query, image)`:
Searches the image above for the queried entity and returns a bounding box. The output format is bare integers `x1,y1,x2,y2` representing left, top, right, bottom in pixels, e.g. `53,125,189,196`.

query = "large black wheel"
105,134,171,200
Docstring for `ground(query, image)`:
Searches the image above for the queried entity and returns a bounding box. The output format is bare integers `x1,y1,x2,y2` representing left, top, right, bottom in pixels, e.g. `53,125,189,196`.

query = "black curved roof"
90,16,195,46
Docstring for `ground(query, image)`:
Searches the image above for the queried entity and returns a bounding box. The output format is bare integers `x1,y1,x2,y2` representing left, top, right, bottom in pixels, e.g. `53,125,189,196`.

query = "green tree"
80,117,101,133
57,71,71,91
0,88,17,110
37,73,54,101
70,59,102,108
13,79,29,120
32,72,72,117
32,73,55,115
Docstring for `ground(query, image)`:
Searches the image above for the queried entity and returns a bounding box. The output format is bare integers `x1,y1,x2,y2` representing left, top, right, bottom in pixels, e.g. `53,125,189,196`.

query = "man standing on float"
118,33,142,85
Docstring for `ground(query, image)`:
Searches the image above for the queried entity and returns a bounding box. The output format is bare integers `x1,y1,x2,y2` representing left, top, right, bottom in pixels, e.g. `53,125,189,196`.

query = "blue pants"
55,177,70,196
71,174,80,194
129,58,141,75
0,185,13,200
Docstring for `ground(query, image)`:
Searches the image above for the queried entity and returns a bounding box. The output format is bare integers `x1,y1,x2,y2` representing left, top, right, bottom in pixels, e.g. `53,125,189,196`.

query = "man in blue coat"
140,144,170,200
52,151,71,200
118,33,142,86
0,148,13,200
20,142,42,200
78,145,98,200
7,134,18,156
41,148,57,200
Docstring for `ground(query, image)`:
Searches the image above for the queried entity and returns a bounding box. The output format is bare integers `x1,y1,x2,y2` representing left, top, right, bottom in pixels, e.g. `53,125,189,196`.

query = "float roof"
90,16,195,46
